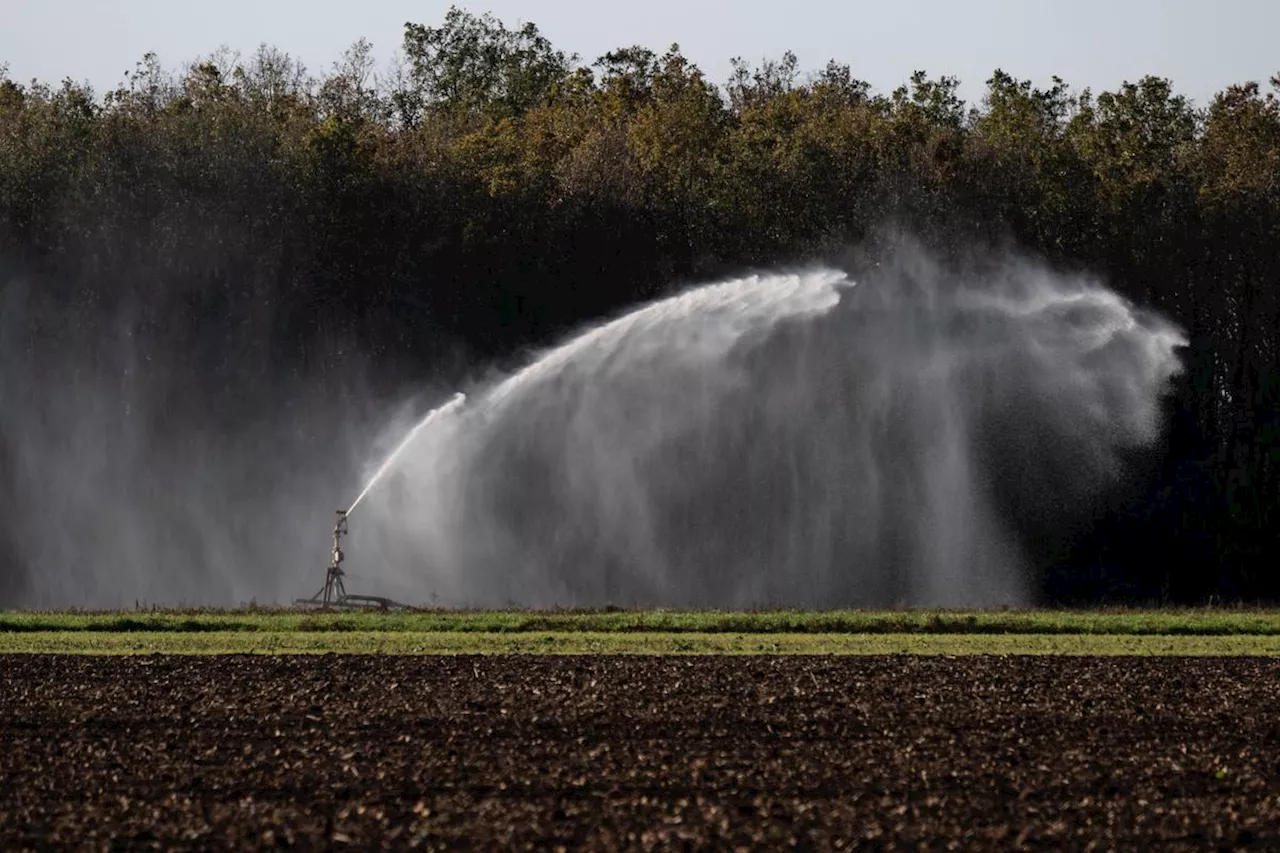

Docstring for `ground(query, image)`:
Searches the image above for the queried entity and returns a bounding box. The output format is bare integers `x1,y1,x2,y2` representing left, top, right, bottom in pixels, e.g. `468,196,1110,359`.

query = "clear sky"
2,0,1274,107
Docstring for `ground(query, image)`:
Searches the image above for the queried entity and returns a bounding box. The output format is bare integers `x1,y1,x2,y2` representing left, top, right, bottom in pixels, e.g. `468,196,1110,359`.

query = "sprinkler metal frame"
294,510,408,610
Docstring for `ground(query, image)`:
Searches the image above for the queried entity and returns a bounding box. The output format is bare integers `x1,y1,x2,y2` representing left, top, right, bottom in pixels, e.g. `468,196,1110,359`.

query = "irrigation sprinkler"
294,391,466,610
294,510,408,610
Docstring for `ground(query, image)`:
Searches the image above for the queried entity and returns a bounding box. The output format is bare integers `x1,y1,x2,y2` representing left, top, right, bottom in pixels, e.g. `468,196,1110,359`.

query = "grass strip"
5,631,1280,655
6,609,1280,636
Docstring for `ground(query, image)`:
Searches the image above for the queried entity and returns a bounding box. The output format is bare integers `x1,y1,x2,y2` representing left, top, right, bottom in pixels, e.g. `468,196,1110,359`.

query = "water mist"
350,245,1186,608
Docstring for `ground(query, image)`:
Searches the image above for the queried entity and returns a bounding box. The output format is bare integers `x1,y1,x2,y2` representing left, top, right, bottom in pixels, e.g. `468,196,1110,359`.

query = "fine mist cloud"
0,262,397,608
0,238,1185,610
353,241,1186,608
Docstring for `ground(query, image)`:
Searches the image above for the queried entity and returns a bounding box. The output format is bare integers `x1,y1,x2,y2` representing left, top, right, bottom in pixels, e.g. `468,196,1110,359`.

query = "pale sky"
1,0,1273,107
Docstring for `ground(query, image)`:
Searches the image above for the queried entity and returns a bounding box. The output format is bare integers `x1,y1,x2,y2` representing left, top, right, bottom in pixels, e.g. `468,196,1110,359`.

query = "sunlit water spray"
346,392,466,516
353,249,1185,608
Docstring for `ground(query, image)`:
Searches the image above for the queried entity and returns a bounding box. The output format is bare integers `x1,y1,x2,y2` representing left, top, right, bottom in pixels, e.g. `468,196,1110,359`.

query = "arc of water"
346,392,466,516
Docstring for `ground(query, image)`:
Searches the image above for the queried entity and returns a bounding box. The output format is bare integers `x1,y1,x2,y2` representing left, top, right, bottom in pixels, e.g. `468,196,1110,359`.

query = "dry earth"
2,655,1278,850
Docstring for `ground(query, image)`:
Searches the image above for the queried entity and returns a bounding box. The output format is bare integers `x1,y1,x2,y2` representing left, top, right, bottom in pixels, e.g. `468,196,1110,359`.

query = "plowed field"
2,655,1277,850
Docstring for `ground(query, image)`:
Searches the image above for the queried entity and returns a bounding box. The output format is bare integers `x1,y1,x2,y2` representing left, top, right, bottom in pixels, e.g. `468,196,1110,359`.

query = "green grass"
6,608,1280,636
7,609,1280,655
4,630,1280,655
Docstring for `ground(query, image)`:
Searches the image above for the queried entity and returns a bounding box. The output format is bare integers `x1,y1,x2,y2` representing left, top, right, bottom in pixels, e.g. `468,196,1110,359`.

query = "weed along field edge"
8,630,1280,655
7,607,1280,635
6,608,1280,654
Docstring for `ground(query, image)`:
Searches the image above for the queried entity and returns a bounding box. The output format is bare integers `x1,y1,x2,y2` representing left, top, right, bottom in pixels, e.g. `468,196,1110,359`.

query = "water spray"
347,392,467,516
346,259,1184,609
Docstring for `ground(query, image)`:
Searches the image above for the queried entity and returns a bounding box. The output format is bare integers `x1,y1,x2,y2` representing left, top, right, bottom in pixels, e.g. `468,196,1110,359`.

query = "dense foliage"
2,9,1278,603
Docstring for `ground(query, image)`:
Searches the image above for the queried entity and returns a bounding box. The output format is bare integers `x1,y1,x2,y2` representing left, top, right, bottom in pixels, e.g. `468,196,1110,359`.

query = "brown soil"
1,655,1277,850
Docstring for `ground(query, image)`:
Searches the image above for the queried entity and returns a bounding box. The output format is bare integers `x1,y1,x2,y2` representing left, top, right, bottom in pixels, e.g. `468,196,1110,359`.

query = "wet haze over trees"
1,8,1278,604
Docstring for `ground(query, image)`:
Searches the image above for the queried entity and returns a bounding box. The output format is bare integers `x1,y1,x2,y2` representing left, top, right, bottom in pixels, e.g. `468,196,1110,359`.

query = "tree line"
2,7,1278,603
